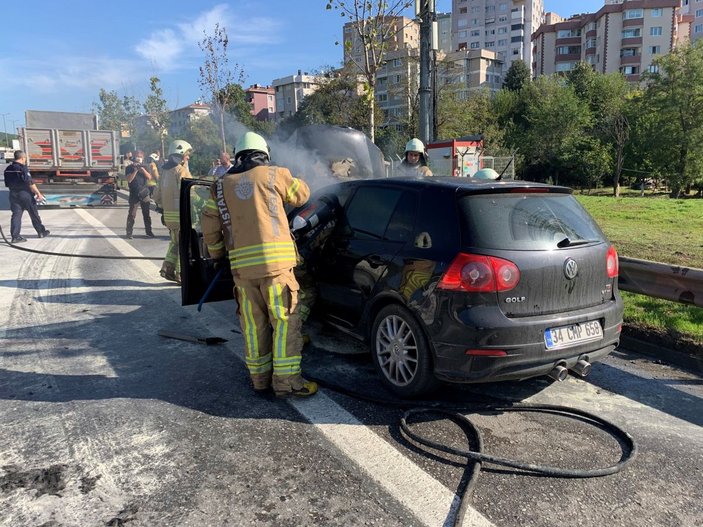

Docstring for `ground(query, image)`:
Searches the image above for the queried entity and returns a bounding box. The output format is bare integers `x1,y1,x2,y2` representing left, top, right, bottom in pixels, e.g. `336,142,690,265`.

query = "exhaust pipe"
571,359,592,377
548,364,568,382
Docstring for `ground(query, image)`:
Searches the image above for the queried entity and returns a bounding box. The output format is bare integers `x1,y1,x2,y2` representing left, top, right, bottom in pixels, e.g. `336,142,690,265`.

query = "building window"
498,15,508,23
471,18,479,25
650,45,661,54
512,48,520,55
470,41,480,49
651,8,663,17
621,48,639,57
486,41,495,47
469,30,479,36
485,29,495,36
621,65,639,74
458,19,468,28
512,23,524,31
586,38,596,48
625,9,643,19
557,46,581,55
511,35,523,43
498,27,507,34
458,42,467,50
471,6,480,13
556,62,574,72
622,28,642,38
558,29,581,38
695,24,703,34
648,65,660,73
460,7,467,13
697,9,703,16
498,39,507,46
650,26,663,36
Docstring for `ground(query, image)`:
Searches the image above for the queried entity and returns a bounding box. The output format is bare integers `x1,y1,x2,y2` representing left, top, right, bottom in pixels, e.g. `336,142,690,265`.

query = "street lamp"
0,113,8,148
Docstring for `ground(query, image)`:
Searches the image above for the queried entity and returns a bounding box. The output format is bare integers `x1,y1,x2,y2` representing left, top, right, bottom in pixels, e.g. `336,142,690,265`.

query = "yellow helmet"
168,140,193,157
234,132,269,159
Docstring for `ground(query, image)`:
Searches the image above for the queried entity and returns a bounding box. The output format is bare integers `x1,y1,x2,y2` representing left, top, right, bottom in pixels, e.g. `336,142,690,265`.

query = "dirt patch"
105,502,139,526
622,323,703,357
0,464,67,497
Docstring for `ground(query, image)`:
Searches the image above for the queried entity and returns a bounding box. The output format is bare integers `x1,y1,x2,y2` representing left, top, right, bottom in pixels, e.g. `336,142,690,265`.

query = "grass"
576,193,703,347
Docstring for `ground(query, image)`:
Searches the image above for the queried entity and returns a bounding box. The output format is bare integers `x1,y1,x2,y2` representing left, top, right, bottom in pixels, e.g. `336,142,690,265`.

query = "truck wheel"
371,304,438,398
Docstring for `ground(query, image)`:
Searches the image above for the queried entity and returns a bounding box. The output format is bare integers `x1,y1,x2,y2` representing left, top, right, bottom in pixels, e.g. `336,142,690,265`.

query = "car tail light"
606,245,619,278
438,253,520,292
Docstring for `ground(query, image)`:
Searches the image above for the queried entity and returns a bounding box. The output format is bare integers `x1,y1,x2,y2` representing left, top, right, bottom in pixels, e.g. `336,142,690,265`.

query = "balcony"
620,54,641,65
557,53,582,61
556,37,582,45
622,37,643,46
622,18,643,28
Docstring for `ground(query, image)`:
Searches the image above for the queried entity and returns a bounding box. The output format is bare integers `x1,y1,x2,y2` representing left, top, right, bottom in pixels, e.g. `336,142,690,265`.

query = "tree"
502,60,531,92
181,115,222,177
198,23,245,153
642,40,703,197
326,0,413,142
435,89,506,152
143,76,170,158
93,89,126,133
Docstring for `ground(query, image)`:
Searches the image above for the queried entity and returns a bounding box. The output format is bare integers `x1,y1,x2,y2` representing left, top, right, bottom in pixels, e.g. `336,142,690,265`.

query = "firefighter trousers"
161,226,180,276
234,268,305,393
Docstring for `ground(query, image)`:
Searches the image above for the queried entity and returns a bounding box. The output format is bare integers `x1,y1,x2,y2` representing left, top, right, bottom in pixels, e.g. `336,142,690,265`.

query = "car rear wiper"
557,237,599,248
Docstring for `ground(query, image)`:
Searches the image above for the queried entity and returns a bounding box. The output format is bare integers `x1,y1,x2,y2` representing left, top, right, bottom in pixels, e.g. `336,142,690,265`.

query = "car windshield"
458,192,606,250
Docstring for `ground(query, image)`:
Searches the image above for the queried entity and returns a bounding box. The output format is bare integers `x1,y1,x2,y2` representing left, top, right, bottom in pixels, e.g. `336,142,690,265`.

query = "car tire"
371,304,438,398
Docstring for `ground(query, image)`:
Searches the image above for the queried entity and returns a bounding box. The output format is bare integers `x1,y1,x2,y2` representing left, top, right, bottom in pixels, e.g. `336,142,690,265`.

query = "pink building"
245,84,276,121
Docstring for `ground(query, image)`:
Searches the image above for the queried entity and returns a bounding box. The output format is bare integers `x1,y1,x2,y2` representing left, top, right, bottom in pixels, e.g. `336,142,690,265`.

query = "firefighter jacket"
396,161,432,178
154,162,191,229
146,160,159,187
201,165,310,280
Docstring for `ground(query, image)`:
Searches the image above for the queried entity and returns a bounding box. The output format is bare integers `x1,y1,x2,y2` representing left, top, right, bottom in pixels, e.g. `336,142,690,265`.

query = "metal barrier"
619,257,703,307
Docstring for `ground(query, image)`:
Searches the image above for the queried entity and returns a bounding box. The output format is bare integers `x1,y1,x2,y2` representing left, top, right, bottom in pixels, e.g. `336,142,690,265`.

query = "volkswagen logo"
564,258,578,280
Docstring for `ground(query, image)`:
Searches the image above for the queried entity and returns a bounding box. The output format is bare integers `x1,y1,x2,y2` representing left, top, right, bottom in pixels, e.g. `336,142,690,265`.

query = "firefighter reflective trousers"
162,227,180,274
234,268,305,393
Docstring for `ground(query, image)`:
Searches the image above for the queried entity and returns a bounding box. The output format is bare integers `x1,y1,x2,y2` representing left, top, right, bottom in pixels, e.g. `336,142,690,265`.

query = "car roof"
336,176,572,194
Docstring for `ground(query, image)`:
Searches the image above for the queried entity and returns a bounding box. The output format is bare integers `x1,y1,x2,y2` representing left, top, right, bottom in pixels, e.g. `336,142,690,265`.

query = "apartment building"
451,0,544,71
245,84,275,122
436,12,454,52
373,47,421,128
272,71,328,119
438,49,505,95
343,16,420,67
681,0,703,40
532,0,688,80
166,103,210,137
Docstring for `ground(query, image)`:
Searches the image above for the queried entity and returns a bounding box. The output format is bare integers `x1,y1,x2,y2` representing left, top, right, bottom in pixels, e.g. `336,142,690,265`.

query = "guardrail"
619,257,703,307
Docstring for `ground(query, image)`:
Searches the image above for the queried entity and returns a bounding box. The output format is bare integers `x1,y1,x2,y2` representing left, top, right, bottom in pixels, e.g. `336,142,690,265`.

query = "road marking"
72,209,495,527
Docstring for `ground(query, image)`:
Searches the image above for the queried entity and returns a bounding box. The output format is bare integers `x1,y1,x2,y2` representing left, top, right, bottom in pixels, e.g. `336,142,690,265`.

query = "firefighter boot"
160,262,177,282
275,378,318,399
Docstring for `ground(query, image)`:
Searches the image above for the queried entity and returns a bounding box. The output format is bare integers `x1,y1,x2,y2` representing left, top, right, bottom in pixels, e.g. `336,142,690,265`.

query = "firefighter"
396,138,432,177
473,167,500,180
153,140,192,283
201,132,316,398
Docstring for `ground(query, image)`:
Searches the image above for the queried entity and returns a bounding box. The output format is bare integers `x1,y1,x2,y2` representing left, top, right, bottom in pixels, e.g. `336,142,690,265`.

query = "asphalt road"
0,182,701,527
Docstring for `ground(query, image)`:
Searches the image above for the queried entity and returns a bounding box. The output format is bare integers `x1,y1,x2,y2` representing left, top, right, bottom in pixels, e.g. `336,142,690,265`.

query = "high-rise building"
245,84,276,122
272,71,328,120
532,0,689,80
436,12,454,52
451,0,544,72
681,0,703,41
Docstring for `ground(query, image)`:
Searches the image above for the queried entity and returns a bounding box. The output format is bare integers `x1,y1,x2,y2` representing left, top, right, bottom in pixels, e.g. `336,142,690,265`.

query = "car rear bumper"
428,297,623,383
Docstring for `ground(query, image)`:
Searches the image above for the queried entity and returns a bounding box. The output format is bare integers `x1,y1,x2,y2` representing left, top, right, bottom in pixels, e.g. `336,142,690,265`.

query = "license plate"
544,320,603,350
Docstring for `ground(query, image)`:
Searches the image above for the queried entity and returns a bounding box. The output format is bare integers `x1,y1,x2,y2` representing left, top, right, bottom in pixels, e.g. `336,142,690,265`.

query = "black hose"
0,224,163,260
306,373,637,527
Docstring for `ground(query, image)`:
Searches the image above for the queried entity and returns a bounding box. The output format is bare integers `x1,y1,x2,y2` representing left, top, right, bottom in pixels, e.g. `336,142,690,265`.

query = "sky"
0,0,605,132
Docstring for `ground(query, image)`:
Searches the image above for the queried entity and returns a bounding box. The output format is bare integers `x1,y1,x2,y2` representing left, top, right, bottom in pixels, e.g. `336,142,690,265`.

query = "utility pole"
0,113,9,148
417,0,435,145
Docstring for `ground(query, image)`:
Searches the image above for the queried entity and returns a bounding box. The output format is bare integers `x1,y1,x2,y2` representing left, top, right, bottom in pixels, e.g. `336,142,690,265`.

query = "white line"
72,209,495,527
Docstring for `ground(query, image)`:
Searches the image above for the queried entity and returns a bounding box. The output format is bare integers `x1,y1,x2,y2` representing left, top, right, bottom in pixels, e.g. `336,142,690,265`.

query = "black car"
180,176,623,397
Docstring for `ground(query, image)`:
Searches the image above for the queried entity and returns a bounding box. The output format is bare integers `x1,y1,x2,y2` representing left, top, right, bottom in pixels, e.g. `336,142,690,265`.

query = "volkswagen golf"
180,176,623,397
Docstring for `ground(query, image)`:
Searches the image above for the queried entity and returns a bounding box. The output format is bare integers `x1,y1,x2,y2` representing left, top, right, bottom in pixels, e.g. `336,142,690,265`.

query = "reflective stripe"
246,353,272,374
273,364,302,376
269,283,288,360
233,241,295,257
208,241,225,251
164,211,180,220
238,287,259,358
204,199,218,211
286,178,300,202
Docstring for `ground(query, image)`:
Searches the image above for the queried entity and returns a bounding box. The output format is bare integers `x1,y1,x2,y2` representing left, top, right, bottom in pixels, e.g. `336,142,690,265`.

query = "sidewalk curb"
619,335,703,375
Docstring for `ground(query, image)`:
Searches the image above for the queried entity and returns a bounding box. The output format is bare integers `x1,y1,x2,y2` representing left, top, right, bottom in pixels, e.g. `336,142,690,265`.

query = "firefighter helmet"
234,132,269,159
168,140,193,157
149,153,160,162
473,168,500,180
405,138,425,154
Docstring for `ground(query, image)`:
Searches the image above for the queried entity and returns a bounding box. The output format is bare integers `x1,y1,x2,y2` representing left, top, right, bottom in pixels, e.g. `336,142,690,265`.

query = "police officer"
201,132,316,398
396,138,432,177
153,140,192,283
4,150,49,243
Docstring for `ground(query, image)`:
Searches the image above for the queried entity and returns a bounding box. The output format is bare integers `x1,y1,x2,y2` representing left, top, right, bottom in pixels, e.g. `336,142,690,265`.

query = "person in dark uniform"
125,150,154,239
4,150,49,243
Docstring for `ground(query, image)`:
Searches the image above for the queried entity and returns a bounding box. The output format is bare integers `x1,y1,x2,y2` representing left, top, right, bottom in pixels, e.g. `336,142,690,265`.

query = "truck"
19,110,120,204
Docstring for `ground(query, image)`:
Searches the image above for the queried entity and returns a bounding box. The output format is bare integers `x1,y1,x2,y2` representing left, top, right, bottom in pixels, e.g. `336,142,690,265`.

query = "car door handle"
367,254,384,267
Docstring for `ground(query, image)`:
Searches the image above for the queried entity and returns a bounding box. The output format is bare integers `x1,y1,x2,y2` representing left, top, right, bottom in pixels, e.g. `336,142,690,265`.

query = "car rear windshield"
458,192,606,250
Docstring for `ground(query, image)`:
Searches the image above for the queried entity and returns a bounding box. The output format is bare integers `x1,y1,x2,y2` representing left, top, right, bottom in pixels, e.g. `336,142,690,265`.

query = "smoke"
220,114,387,192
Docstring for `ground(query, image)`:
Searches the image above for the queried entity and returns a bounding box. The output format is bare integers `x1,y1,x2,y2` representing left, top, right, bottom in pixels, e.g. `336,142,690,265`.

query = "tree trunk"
613,149,623,198
369,97,376,143
219,109,227,154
